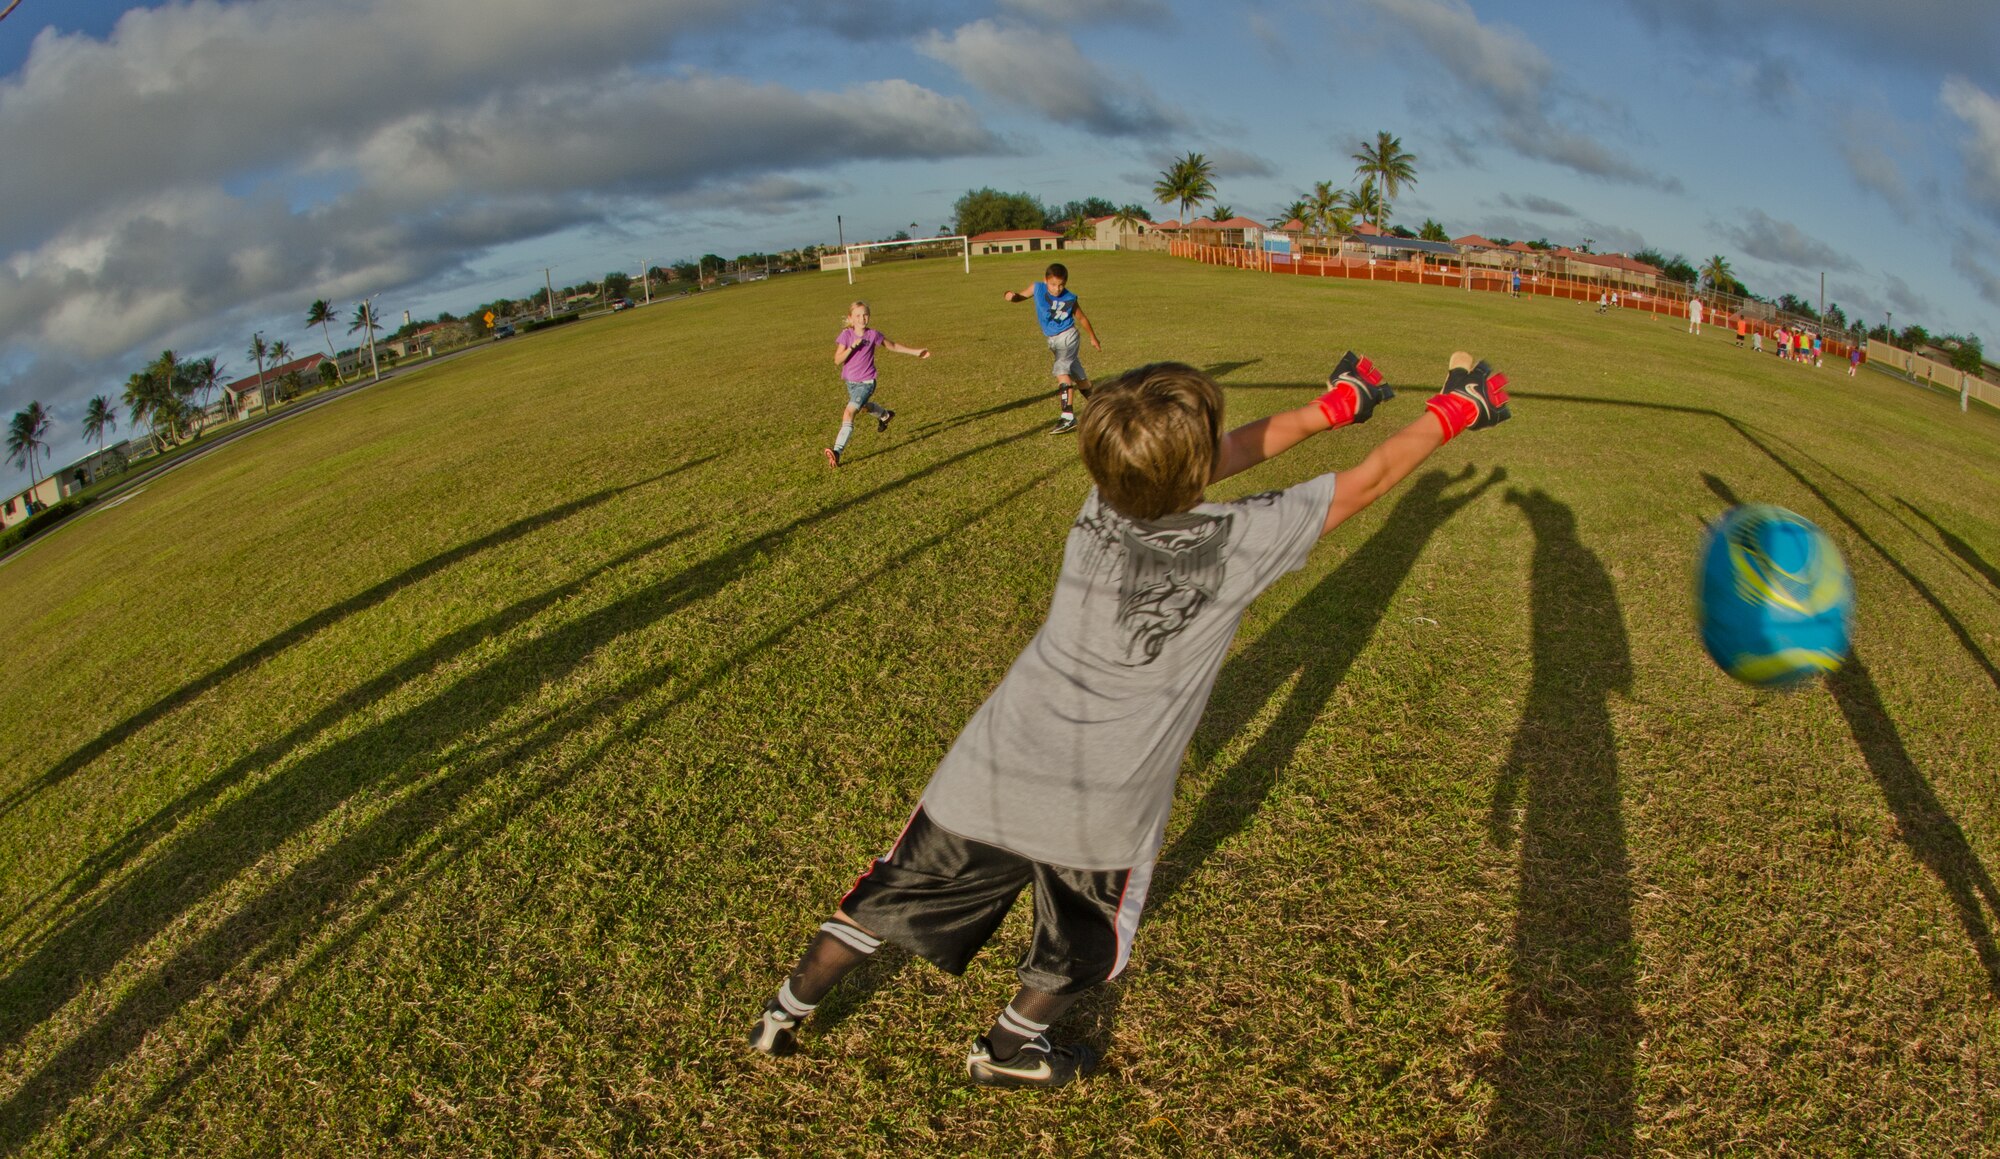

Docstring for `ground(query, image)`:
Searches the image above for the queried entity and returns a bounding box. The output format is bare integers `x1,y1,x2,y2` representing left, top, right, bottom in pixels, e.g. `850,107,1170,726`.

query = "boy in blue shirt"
1004,263,1101,434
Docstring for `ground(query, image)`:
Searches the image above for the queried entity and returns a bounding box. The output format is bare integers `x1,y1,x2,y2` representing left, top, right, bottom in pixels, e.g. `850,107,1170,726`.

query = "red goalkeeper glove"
1315,351,1394,429
1426,361,1512,442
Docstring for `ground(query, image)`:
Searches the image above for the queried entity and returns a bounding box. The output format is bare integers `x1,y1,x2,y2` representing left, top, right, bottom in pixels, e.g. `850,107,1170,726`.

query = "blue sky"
5,0,1999,491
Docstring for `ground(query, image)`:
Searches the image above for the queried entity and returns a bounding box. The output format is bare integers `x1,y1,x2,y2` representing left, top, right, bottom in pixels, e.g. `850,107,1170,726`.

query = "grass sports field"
3,251,1999,1154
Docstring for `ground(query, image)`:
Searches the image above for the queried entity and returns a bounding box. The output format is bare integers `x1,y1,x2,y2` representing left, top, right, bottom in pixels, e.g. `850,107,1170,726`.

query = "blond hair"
1078,362,1223,520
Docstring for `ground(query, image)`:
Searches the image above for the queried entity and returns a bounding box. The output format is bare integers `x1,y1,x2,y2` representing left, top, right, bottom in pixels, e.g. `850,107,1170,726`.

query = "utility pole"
641,259,651,304
1819,272,1826,337
544,267,557,319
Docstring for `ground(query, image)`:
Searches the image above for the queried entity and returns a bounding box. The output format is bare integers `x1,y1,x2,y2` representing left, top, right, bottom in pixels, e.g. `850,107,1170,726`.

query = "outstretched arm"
1211,351,1391,483
883,340,931,359
1001,286,1037,302
1321,352,1510,536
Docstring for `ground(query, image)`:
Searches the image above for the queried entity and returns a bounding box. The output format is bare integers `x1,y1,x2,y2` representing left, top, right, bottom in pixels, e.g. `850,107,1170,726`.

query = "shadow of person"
1482,487,1638,1158
1895,497,2000,597
1826,655,2000,996
1067,465,1506,1052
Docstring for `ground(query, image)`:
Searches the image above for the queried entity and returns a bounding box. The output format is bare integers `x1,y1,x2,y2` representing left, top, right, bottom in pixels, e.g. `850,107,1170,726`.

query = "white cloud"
1944,76,2000,225
918,19,1180,137
1000,0,1170,22
1718,209,1858,272
1358,0,1680,190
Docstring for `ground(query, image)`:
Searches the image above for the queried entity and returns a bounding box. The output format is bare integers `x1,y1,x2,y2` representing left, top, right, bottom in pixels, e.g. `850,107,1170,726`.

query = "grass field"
3,251,1999,1155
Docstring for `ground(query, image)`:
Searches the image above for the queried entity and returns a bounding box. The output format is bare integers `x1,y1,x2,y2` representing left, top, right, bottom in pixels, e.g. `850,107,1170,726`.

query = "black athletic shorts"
839,807,1153,996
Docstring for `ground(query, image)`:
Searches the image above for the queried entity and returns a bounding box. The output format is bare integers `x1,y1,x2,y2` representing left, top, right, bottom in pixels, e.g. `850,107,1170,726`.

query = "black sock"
985,986,1080,1061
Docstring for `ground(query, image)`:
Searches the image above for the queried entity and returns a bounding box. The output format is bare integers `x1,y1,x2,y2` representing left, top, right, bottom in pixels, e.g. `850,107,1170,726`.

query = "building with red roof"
968,228,1063,256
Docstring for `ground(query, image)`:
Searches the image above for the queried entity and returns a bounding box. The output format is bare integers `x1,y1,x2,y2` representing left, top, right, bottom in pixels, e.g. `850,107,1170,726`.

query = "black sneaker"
966,1034,1097,1089
746,1006,799,1057
877,409,895,434
822,447,841,469
1050,414,1077,435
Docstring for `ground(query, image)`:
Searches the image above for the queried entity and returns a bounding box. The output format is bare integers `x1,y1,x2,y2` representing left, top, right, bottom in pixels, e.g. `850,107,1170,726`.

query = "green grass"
3,252,1999,1155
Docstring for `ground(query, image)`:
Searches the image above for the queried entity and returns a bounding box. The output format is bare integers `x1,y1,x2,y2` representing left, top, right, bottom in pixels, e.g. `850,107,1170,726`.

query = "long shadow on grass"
1070,466,1503,1046
1896,498,2000,598
1706,479,2000,996
0,426,1049,1149
0,455,719,831
1515,390,2000,695
1480,488,1637,1158
75,451,1073,1155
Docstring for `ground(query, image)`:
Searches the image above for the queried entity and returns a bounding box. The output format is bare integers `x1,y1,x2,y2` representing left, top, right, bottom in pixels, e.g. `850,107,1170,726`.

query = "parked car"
493,323,516,339
611,297,635,312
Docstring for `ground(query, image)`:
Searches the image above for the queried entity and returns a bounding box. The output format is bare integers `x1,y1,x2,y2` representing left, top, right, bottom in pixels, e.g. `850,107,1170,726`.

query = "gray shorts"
844,378,876,407
1047,328,1086,382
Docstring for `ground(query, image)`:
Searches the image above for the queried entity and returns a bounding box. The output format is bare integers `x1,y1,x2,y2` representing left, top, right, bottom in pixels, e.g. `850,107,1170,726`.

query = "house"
0,445,128,530
223,352,333,415
968,229,1064,255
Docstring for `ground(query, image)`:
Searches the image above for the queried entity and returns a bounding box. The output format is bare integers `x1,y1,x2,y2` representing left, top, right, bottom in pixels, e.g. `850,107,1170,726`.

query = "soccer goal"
843,236,971,284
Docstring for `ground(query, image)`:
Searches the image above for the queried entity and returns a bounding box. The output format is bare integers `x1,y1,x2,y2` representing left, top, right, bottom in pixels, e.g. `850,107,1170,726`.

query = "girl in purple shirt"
826,300,930,469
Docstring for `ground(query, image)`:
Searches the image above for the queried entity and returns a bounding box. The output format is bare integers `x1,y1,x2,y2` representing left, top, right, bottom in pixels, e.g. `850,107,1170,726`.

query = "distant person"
746,349,1514,1088
1776,328,1791,360
1849,344,1863,377
1688,296,1704,335
1735,317,1748,347
1597,291,1608,314
823,300,930,469
1752,329,1764,354
1004,263,1102,434
1512,270,1522,298
1611,291,1620,310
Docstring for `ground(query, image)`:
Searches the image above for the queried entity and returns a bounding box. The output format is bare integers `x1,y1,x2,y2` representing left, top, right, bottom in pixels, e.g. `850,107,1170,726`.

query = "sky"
5,0,2000,491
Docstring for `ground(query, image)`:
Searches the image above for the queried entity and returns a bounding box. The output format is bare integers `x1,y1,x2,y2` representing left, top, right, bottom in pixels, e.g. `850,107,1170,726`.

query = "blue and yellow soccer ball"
1696,504,1854,687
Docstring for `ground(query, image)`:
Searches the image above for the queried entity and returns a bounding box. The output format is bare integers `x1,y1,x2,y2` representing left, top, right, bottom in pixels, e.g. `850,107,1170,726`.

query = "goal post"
844,236,971,284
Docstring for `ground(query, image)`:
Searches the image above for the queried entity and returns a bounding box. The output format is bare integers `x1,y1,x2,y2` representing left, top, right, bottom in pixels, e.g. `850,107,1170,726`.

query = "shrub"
0,492,97,553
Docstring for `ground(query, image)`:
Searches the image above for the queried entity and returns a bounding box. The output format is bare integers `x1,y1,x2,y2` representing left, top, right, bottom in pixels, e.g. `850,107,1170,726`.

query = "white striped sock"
996,1004,1050,1041
820,920,882,956
774,979,815,1021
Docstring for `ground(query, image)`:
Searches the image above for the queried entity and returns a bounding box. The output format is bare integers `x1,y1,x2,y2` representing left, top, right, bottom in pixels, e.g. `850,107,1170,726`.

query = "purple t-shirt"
839,327,887,383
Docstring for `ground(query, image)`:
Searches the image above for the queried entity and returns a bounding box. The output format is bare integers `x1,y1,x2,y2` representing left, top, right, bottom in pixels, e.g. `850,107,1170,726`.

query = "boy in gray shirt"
749,349,1513,1087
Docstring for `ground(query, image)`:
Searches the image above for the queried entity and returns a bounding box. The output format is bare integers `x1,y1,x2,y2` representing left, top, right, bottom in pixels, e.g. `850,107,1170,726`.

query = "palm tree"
1109,204,1149,248
187,356,224,435
246,332,270,411
7,402,51,488
1306,181,1353,248
1208,203,1235,221
1350,130,1418,229
83,395,117,454
1153,152,1216,224
306,298,341,365
265,340,291,407
1701,254,1735,295
1419,219,1449,242
1349,177,1386,231
1272,199,1311,229
348,301,382,380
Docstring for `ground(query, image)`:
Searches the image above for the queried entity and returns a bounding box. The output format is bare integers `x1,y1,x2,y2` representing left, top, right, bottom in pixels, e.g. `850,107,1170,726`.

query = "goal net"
843,236,970,284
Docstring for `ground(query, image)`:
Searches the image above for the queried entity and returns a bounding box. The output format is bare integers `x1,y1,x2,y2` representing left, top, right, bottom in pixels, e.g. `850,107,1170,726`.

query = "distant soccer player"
824,300,930,469
1688,296,1704,335
1003,263,1101,434
746,348,1515,1088
1849,344,1863,377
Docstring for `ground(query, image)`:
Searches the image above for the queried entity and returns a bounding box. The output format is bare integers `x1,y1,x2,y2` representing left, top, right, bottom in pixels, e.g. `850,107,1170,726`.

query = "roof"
1207,216,1265,230
1567,251,1665,276
1352,222,1385,236
1504,241,1538,252
1273,218,1307,232
968,228,1062,241
1363,235,1459,257
1453,234,1500,249
224,352,327,394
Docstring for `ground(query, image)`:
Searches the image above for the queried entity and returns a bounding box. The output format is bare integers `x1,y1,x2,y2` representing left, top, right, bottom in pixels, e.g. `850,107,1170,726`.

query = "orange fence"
1168,241,1863,362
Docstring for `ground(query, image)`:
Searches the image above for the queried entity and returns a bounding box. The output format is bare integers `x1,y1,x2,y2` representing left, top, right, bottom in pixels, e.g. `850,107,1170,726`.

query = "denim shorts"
845,378,876,407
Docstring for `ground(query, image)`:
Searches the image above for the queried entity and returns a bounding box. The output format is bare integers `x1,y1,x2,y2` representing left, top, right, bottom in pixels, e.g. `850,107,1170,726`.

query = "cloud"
1498,193,1578,217
999,0,1170,23
1357,0,1680,190
918,19,1180,137
1717,209,1858,271
1620,0,2000,85
1944,76,2000,225
1884,273,1932,316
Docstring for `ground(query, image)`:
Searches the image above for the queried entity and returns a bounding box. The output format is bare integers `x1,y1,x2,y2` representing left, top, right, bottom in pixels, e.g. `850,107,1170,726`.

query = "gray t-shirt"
921,473,1340,870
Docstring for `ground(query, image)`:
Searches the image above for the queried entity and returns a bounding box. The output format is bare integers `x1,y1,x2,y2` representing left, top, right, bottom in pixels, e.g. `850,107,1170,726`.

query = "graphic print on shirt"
1116,516,1233,665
